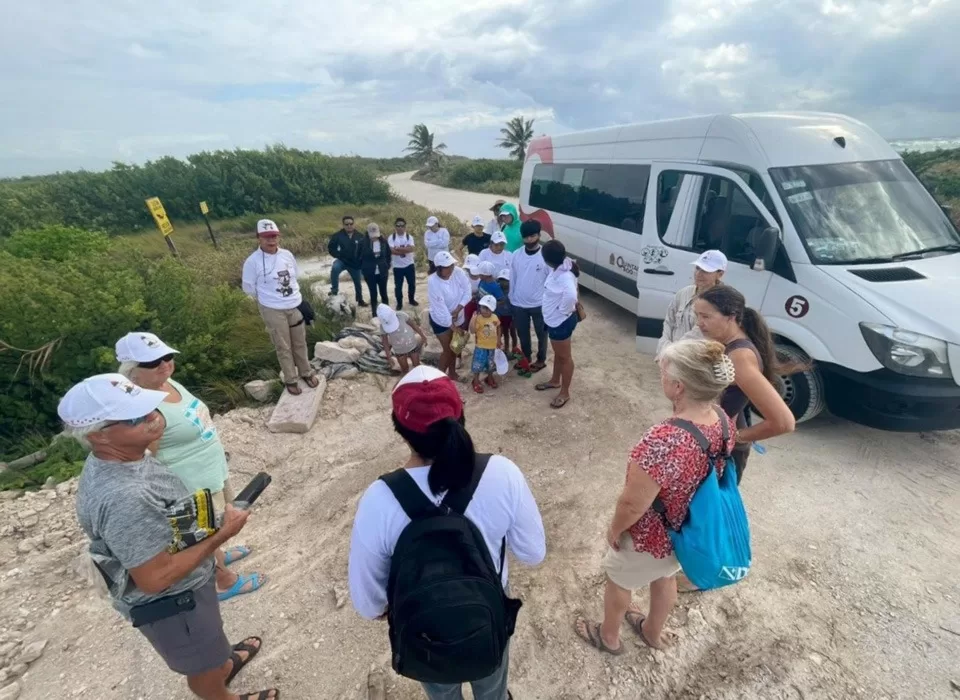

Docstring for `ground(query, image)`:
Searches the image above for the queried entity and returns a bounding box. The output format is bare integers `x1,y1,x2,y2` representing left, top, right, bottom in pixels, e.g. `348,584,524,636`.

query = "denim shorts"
430,318,451,336
546,313,578,341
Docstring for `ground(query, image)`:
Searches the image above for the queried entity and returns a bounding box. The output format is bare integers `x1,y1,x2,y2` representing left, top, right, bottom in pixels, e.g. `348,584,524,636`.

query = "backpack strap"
379,469,439,521
441,454,506,576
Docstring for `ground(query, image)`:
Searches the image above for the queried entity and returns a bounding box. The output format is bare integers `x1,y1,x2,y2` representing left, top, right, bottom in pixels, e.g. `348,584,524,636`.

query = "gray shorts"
137,578,231,676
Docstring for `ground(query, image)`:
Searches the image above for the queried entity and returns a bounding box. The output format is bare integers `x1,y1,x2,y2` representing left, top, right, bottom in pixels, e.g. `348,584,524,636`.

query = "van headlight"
860,323,952,379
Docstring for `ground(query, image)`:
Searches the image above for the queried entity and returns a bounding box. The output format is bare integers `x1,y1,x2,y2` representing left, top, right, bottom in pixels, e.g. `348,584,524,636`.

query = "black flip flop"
575,618,624,656
535,382,560,391
550,396,570,409
284,383,302,395
239,691,279,700
226,637,262,685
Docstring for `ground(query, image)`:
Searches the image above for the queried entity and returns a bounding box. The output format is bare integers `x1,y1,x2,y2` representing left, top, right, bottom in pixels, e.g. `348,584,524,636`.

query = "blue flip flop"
224,545,252,566
218,572,265,602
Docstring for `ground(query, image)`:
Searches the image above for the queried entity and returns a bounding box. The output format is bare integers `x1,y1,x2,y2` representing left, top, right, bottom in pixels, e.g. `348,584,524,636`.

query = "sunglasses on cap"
106,414,153,428
138,353,176,369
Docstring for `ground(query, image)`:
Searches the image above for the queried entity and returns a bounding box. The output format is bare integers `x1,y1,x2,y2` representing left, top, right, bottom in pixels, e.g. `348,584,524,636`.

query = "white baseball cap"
497,269,510,281
490,231,507,245
433,251,456,267
692,250,728,273
426,216,439,227
478,261,496,277
392,365,447,394
115,332,179,363
471,215,485,227
478,295,498,311
58,373,168,428
465,254,480,266
376,304,400,334
257,219,280,236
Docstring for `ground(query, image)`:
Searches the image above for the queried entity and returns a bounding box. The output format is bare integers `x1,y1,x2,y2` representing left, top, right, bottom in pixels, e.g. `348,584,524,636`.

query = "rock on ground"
337,336,374,352
313,342,361,364
0,681,20,700
17,640,45,665
266,376,327,433
244,379,276,402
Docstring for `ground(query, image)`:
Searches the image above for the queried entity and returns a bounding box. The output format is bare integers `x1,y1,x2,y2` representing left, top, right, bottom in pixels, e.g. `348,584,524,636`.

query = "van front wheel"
775,344,825,423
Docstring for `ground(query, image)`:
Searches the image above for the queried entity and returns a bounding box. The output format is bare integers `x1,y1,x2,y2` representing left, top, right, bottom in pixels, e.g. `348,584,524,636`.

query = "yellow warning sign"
199,201,209,215
145,197,174,237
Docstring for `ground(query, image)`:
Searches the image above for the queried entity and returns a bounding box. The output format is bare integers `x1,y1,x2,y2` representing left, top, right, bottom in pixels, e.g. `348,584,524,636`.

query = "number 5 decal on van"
785,295,810,318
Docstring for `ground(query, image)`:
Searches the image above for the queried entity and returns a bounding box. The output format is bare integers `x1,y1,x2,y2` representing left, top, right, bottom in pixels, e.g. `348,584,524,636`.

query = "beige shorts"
210,479,235,514
602,534,681,590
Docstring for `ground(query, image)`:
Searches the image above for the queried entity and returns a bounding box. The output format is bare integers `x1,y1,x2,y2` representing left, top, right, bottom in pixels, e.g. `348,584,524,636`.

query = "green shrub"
3,225,110,261
412,159,521,197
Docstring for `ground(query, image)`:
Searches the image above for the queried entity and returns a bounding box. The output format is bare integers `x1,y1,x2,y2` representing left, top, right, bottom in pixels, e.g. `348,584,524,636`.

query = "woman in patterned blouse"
576,339,737,655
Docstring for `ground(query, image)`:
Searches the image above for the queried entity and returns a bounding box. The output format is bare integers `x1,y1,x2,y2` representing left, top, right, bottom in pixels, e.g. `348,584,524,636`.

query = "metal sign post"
200,201,219,249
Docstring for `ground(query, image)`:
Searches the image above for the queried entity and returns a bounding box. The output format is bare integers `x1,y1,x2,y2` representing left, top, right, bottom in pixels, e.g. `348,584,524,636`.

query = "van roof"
547,112,900,169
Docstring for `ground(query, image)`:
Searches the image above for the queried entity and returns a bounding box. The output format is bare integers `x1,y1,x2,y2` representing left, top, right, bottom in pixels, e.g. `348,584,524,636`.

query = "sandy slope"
3,174,959,700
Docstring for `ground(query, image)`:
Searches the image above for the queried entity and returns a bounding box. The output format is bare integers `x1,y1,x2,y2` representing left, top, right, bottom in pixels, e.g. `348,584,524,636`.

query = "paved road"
385,171,516,223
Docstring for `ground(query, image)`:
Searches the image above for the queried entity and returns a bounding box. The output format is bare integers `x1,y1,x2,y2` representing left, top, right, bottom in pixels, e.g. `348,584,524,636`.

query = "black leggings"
363,273,388,309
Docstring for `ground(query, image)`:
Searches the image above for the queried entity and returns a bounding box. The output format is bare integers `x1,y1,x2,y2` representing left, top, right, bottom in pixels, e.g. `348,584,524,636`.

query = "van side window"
657,171,686,237
728,168,781,225
692,175,769,264
529,163,650,233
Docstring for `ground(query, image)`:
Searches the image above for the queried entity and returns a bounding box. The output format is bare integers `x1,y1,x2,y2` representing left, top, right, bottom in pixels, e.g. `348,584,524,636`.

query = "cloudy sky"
1,0,957,177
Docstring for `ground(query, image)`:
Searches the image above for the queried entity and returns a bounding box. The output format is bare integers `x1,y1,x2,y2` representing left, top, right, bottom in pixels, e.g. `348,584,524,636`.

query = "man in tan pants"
241,219,321,395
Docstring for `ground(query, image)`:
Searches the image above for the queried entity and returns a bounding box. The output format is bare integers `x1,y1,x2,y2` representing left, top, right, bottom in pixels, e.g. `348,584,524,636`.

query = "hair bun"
712,354,736,385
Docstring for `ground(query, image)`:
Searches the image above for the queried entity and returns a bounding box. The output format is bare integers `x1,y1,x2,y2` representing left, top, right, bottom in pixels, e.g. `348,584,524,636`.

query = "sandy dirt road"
4,174,959,700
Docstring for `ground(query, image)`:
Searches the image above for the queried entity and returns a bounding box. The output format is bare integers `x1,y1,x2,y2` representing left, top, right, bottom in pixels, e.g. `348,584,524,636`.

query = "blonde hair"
117,361,140,381
660,339,736,403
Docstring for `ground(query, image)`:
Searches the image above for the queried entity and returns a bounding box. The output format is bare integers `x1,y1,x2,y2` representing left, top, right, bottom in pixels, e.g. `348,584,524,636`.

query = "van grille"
849,267,926,282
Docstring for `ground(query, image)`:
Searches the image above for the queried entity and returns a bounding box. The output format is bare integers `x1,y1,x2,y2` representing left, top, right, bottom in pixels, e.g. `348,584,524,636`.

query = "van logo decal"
641,246,668,265
611,254,639,277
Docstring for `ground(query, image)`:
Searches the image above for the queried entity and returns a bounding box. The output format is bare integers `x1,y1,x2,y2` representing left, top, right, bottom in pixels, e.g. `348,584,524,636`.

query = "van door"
591,164,653,311
635,163,780,353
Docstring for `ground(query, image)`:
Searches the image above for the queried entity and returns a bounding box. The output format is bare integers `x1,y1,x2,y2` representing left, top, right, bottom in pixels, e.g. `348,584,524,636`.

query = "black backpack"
379,454,522,684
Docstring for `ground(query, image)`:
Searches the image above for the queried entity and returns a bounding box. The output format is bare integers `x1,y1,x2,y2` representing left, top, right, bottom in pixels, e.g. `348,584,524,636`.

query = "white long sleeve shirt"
348,455,547,620
478,248,512,276
427,267,472,328
656,285,701,358
508,246,549,309
483,218,500,237
542,268,579,328
241,248,302,310
424,228,451,265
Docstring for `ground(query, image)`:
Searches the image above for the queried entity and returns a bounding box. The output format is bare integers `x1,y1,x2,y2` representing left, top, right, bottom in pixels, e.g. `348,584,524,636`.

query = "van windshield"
769,160,960,264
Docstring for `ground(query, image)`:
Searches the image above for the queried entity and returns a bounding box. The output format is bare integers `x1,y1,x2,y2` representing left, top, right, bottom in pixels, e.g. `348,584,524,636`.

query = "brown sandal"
285,383,302,395
575,617,624,656
303,375,320,389
239,691,279,700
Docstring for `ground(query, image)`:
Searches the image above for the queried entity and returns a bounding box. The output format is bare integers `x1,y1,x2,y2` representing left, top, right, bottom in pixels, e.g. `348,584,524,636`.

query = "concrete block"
267,376,326,433
314,341,361,364
244,379,275,402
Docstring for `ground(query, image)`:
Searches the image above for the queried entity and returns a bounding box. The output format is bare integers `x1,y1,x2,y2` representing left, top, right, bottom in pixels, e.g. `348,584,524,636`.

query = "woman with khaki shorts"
575,339,737,654
116,331,265,603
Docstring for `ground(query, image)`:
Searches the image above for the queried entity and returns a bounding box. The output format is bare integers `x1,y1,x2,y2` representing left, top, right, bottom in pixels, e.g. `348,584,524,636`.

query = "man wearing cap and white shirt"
241,219,320,395
484,199,507,237
427,251,472,378
424,216,450,274
388,217,419,310
461,215,493,258
61,374,276,700
655,249,728,358
479,231,512,276
348,365,546,700
509,220,551,374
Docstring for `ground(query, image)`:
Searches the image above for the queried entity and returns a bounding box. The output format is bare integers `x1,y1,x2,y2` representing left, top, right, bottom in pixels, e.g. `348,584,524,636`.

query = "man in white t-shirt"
508,220,550,375
388,217,419,310
483,199,506,237
348,366,545,700
241,219,320,395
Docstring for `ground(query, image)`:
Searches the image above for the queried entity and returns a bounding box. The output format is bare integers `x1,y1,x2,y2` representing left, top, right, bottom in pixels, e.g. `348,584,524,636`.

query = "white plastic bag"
494,349,509,376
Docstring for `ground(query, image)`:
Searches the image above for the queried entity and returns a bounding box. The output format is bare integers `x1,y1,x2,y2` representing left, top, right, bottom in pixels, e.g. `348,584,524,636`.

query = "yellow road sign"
200,201,209,215
145,197,174,236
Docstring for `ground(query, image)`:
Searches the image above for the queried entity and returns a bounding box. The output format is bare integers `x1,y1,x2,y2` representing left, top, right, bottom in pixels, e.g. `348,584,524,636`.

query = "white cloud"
0,0,957,176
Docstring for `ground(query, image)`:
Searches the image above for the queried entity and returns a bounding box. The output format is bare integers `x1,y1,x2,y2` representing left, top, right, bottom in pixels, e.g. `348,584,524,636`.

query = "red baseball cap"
392,366,462,433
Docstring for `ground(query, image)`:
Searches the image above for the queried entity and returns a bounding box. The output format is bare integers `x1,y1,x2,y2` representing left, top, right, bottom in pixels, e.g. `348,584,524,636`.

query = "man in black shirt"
461,215,492,258
327,215,367,306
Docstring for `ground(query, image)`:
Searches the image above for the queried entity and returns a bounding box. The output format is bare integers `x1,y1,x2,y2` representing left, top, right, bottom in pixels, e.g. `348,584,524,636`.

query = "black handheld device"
232,472,272,510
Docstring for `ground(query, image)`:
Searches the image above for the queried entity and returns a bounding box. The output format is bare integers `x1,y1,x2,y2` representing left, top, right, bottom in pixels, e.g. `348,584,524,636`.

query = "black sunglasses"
138,353,176,369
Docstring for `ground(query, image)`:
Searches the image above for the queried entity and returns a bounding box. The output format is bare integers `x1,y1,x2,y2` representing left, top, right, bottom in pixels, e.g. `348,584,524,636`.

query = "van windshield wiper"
891,243,960,261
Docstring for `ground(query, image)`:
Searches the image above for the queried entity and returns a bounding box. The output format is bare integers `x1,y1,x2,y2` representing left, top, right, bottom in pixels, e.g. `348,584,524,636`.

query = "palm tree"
498,117,535,161
404,124,447,166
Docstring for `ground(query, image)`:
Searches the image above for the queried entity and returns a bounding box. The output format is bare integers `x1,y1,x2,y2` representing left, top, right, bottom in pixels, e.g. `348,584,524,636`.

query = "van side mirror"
752,226,780,272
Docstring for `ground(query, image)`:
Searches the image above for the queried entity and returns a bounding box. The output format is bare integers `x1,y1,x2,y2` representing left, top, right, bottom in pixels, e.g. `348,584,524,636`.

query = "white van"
519,112,960,431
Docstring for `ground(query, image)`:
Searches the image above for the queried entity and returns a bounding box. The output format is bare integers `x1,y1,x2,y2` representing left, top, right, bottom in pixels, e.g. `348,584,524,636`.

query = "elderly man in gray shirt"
60,373,277,700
